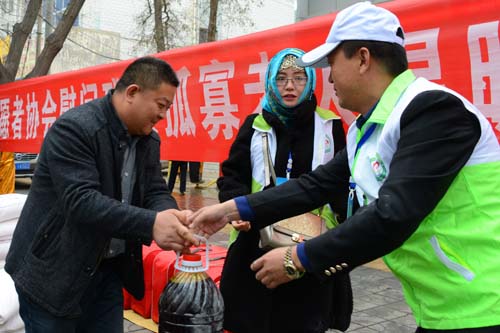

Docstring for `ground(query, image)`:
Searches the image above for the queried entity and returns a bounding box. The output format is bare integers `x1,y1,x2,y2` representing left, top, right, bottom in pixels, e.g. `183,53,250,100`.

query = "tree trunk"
26,0,86,79
207,0,218,42
153,0,166,52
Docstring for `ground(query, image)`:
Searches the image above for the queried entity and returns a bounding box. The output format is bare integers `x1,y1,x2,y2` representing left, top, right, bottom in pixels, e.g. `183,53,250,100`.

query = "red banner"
0,0,499,162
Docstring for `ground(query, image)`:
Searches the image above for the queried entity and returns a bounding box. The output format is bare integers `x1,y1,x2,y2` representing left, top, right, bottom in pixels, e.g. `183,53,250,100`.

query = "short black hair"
115,56,180,92
340,40,408,77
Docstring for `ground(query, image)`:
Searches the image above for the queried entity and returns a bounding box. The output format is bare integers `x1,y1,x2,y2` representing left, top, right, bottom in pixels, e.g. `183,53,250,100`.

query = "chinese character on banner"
165,66,196,138
60,86,76,115
468,21,500,133
80,83,98,104
199,60,240,140
406,28,441,82
244,52,269,114
42,90,57,137
0,98,10,139
26,92,40,139
12,95,24,140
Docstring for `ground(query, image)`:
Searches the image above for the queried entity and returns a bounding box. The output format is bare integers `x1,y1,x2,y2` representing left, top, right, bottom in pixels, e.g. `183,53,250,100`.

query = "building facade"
296,0,391,21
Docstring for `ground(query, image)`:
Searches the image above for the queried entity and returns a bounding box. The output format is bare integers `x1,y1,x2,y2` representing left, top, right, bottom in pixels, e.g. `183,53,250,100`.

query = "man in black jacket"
189,2,500,332
6,57,198,332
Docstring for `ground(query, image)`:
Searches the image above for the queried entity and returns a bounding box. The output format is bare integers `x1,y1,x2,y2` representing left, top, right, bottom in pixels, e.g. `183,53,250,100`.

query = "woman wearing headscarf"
217,48,352,333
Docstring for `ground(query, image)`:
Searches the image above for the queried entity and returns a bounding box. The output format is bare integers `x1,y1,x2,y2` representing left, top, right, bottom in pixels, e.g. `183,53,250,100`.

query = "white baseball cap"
297,1,404,68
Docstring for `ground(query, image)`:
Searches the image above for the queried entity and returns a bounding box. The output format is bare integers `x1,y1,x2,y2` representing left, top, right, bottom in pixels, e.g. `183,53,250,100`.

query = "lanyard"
275,152,292,186
347,177,356,218
355,123,377,157
286,151,292,180
348,123,377,217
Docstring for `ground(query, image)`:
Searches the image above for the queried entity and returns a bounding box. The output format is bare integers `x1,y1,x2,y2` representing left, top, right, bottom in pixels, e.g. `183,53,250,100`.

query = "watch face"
285,264,296,276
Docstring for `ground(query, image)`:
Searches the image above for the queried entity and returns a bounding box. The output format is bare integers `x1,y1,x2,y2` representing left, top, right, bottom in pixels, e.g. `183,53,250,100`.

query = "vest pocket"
429,236,475,281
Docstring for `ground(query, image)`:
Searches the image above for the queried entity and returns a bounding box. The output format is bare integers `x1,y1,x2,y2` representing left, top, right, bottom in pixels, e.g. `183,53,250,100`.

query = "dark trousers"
17,260,123,333
416,325,500,333
188,161,201,183
168,160,188,193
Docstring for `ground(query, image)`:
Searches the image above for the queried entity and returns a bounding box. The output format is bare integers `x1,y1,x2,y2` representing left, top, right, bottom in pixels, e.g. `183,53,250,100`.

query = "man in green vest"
189,2,500,332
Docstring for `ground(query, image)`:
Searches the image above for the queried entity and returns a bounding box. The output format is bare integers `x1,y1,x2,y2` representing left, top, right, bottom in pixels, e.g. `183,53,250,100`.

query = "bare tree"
206,0,264,41
0,0,85,84
135,0,190,53
135,0,263,52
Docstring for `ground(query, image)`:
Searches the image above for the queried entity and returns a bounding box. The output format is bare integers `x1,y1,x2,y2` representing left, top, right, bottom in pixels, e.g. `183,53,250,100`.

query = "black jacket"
6,92,177,316
217,98,352,333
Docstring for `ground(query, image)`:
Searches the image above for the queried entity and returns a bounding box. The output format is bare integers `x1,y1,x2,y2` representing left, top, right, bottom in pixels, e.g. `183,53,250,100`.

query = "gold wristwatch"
284,246,303,280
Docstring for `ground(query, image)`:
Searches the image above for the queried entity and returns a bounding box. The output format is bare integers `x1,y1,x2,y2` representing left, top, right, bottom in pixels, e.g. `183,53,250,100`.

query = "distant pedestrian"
168,160,188,195
188,161,202,184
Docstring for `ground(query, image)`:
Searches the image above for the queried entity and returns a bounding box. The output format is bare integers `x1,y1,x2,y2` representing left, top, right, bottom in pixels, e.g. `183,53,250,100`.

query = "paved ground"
15,162,417,333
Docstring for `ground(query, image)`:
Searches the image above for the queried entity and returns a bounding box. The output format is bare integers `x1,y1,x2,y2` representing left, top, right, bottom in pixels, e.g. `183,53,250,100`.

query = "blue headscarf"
261,48,317,126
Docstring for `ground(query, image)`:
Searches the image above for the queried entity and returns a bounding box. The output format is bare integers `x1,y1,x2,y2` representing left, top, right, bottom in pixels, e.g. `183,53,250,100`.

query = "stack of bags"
0,194,26,269
0,193,27,333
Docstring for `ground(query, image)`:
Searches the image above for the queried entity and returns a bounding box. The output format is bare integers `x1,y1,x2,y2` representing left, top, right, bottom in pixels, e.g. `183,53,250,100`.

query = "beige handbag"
258,133,328,250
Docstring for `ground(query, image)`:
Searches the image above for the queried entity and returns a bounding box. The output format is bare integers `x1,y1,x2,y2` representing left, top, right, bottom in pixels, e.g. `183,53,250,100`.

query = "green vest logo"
324,135,333,154
369,153,387,181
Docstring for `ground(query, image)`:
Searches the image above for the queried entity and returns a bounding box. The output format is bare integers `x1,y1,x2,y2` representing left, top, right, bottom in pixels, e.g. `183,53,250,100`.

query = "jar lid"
181,253,202,267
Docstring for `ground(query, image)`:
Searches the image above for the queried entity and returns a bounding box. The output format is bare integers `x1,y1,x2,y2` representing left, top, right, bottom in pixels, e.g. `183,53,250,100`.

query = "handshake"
152,199,246,252
154,200,304,289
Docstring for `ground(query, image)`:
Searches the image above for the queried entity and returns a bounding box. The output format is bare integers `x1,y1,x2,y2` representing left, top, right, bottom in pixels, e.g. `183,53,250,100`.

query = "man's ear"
358,47,371,74
125,84,140,102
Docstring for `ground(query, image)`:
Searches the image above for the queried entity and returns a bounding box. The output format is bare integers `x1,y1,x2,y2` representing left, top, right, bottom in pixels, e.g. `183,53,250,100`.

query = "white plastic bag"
0,242,10,262
0,223,16,243
0,269,24,332
0,194,27,223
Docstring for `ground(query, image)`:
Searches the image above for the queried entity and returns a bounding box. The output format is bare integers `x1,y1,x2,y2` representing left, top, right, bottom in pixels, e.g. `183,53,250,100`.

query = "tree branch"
1,0,41,84
25,0,86,79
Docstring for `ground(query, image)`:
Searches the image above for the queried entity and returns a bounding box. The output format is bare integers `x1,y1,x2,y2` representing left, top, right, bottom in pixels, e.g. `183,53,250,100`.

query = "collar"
365,69,416,126
356,103,377,129
104,90,132,145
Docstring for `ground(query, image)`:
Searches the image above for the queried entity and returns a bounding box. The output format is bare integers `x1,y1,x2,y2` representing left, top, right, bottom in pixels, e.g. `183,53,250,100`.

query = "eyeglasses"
275,76,308,87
